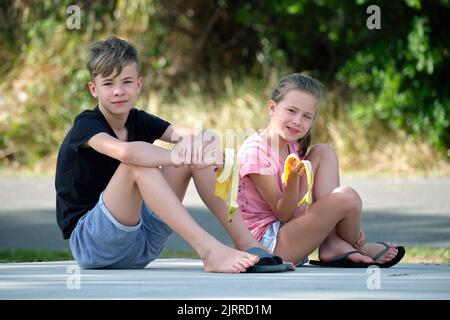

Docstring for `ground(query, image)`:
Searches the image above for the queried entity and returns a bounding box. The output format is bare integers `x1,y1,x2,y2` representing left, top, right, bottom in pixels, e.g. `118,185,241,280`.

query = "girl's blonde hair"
270,73,326,156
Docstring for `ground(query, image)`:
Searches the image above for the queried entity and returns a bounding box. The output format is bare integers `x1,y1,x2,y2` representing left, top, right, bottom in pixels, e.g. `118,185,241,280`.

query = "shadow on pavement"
1,207,450,251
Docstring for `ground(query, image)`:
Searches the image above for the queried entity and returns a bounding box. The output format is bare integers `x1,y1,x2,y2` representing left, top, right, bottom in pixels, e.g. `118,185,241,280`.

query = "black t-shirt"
55,106,171,239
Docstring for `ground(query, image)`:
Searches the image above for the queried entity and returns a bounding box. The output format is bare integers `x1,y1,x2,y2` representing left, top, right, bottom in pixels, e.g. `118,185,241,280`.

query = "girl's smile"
286,125,301,136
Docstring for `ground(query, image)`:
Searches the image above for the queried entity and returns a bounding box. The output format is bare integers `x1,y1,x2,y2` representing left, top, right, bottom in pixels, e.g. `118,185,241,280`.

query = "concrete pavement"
1,259,449,299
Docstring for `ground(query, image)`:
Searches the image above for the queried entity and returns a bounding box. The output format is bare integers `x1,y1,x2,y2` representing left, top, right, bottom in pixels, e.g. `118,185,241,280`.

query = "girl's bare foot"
318,233,374,264
356,242,398,264
202,244,259,273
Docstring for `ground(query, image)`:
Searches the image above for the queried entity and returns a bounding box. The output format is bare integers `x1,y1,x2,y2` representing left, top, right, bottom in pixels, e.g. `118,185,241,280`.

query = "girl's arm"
249,173,301,222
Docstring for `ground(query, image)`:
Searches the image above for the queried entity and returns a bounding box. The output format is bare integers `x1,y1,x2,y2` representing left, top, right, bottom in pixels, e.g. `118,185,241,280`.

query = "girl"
236,73,405,267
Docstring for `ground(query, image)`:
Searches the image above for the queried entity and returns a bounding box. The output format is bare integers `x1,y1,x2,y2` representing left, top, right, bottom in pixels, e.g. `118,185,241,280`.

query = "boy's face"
88,64,143,115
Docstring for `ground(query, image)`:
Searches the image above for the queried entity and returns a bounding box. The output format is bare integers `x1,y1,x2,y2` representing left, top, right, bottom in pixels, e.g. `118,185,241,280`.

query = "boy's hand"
171,130,224,169
171,135,195,167
195,130,224,170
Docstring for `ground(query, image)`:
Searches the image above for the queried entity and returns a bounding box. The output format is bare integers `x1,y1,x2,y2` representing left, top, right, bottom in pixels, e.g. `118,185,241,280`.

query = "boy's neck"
98,103,128,131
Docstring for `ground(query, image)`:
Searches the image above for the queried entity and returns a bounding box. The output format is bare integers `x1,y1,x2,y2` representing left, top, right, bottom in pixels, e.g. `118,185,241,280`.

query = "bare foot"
356,242,398,264
318,234,374,264
202,244,259,273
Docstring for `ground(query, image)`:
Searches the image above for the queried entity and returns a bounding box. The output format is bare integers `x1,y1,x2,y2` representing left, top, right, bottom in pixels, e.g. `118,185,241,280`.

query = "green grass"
0,248,198,263
403,246,450,264
0,246,448,263
159,248,199,259
0,249,73,263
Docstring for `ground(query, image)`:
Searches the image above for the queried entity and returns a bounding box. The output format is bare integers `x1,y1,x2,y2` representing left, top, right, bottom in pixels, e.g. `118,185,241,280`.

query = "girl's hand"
287,162,306,180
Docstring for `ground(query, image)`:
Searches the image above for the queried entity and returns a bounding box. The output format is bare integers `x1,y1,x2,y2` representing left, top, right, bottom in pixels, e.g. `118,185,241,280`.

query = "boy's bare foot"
202,244,260,273
355,242,399,264
318,234,374,264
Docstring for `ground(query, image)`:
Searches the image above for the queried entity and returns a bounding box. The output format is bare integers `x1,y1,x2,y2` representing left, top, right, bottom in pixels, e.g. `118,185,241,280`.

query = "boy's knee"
332,186,362,213
120,163,161,182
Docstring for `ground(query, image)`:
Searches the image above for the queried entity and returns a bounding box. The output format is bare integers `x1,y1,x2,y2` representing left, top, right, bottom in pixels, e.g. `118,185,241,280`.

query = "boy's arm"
87,132,174,167
249,174,299,222
159,125,200,143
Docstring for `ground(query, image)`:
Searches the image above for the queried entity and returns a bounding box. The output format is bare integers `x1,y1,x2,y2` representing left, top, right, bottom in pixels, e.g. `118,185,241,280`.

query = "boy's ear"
87,81,97,98
137,76,143,93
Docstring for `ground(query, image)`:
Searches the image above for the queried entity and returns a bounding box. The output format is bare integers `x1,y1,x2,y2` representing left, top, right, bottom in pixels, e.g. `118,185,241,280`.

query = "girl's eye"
124,81,133,84
103,83,112,86
288,109,295,113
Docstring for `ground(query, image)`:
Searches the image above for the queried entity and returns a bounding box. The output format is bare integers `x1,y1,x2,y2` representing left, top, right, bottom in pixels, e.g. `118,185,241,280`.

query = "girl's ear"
88,81,97,98
268,100,276,116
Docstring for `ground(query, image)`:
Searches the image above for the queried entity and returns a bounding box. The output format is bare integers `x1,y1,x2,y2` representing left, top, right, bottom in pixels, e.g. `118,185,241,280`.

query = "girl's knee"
332,186,362,213
307,143,338,161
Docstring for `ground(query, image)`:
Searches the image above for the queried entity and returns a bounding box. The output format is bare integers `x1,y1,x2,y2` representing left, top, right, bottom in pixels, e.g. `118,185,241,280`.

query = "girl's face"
268,89,317,143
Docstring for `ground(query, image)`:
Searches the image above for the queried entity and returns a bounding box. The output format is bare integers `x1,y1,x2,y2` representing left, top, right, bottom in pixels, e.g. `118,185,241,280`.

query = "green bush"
0,0,448,168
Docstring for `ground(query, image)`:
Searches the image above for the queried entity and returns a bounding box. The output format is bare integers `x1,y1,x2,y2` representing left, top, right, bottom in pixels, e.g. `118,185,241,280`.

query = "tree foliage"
0,0,448,166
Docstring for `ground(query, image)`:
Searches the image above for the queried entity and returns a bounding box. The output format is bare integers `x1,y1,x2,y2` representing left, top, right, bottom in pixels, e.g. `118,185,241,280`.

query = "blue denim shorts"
70,192,173,269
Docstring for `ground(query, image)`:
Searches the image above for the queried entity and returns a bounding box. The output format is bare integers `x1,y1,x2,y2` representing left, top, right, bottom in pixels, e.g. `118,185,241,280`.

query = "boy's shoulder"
73,106,102,122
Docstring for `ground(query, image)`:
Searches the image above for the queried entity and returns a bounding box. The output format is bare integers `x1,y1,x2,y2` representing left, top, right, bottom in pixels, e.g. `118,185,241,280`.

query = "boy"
55,36,290,273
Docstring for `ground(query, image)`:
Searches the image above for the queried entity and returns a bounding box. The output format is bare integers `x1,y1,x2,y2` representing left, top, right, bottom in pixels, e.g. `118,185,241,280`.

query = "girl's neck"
261,124,290,158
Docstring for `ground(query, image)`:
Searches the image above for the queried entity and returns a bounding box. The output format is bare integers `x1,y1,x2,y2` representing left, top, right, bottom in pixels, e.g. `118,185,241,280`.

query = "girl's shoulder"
238,131,266,154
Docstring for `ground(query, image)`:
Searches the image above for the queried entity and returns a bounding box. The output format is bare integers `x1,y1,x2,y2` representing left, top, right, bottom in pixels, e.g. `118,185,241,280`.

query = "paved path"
0,177,449,250
1,260,449,299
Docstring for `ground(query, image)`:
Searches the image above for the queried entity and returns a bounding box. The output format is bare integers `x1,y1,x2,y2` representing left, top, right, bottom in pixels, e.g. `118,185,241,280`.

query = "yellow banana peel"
215,148,240,222
282,153,314,206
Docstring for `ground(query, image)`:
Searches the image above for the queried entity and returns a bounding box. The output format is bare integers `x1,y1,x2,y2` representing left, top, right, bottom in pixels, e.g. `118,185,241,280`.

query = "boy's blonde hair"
86,36,139,79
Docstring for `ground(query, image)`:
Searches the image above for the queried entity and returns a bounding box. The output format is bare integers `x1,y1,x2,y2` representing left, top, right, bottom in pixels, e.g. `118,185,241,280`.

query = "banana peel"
282,153,314,206
215,148,240,222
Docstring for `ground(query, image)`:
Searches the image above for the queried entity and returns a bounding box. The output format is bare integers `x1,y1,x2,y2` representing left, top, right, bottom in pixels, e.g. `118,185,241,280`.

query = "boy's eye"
288,109,295,113
124,80,133,84
103,83,112,86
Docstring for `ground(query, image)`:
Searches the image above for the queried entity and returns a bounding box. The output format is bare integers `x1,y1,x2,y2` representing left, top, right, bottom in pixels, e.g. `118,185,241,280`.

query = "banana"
215,148,240,222
282,153,314,206
215,151,314,223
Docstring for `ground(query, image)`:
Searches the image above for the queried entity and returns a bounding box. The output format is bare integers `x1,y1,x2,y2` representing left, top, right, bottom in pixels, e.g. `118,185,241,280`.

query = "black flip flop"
372,242,406,268
309,250,379,268
245,247,294,273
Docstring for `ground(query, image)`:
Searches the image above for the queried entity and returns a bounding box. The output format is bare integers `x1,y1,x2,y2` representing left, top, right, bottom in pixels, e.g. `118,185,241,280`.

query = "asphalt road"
0,176,449,251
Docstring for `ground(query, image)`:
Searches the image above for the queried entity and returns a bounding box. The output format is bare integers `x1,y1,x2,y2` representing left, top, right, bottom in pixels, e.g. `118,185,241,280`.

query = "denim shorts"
259,221,309,266
70,192,173,269
259,221,282,253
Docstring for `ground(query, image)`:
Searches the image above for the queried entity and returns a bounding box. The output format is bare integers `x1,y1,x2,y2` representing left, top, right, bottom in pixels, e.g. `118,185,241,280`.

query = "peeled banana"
282,153,314,206
214,148,240,222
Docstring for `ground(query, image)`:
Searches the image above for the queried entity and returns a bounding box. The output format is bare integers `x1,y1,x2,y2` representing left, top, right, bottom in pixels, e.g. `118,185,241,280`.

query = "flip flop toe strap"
371,241,390,262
